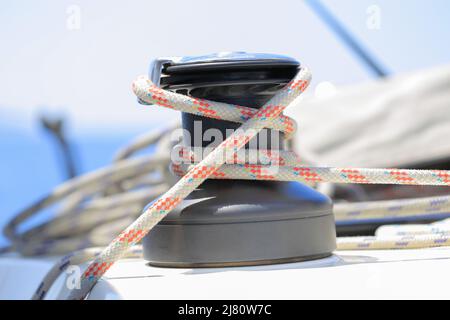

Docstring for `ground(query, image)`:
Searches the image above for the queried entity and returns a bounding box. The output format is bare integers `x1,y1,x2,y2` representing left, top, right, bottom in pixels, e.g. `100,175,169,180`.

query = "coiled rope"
4,66,450,299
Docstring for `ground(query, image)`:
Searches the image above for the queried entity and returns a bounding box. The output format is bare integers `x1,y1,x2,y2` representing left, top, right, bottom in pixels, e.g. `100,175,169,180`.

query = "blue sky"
0,0,449,245
1,0,449,135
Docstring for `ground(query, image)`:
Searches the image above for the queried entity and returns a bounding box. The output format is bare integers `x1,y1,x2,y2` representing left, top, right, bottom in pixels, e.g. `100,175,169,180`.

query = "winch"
140,52,336,267
10,52,450,300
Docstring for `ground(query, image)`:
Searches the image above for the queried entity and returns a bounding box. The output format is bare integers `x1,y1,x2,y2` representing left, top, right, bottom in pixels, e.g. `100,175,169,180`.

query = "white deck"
1,247,450,299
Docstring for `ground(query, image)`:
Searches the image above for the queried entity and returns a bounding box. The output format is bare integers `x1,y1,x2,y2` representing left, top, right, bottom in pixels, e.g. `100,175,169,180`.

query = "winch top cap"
176,51,299,64
160,51,300,74
145,52,301,100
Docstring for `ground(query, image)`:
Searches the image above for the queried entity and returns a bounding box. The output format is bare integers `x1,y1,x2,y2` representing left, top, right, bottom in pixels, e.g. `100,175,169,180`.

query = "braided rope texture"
64,67,312,299
25,66,450,299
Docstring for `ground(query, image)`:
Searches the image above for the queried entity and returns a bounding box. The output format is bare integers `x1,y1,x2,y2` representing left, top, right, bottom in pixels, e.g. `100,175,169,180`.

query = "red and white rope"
63,67,312,299
23,66,450,300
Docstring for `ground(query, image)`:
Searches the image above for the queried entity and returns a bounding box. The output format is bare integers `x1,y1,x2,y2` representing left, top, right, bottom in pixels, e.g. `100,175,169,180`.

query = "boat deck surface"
1,247,449,299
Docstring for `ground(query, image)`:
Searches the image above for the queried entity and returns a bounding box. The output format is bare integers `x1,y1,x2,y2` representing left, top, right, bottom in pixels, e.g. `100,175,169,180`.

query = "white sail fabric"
289,64,450,167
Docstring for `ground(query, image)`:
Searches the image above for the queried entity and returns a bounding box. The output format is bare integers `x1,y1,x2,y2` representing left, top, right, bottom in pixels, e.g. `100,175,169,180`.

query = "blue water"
0,126,149,247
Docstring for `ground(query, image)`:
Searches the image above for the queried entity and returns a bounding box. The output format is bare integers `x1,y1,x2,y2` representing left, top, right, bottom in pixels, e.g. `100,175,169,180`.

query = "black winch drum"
142,52,336,267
